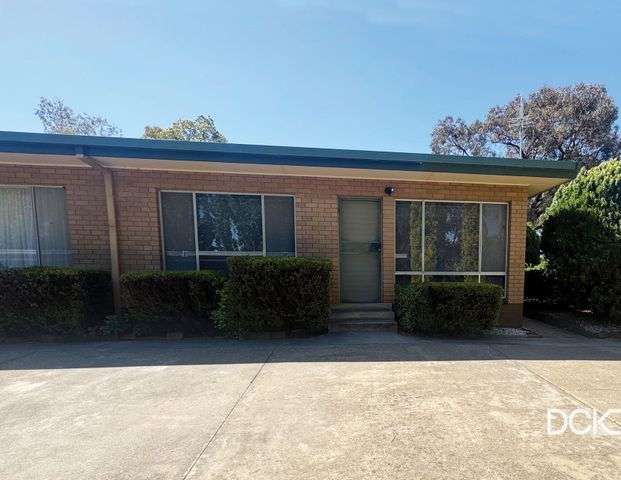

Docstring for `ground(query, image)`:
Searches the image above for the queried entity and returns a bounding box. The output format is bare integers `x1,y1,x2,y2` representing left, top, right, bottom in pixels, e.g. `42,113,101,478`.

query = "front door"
339,198,381,303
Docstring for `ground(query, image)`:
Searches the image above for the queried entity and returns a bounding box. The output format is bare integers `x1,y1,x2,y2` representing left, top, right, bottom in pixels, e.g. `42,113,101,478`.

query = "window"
160,191,296,271
0,186,71,268
395,200,508,294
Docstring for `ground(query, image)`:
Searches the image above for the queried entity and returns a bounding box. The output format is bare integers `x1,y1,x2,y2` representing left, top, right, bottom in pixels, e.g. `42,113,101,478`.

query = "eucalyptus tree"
36,97,121,137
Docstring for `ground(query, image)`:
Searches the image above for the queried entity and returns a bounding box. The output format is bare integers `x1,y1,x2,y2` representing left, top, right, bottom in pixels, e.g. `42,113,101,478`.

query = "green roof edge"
0,130,579,180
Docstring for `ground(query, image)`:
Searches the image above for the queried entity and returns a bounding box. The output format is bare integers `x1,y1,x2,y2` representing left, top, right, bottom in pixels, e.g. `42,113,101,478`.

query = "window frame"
159,190,297,270
0,184,70,267
394,199,509,294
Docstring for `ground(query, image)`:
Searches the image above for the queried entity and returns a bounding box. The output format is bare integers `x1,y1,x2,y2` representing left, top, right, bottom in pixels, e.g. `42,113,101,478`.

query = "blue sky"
0,0,619,152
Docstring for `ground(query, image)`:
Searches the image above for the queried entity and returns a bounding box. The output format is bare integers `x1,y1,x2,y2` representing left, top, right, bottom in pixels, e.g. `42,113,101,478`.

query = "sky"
0,0,620,153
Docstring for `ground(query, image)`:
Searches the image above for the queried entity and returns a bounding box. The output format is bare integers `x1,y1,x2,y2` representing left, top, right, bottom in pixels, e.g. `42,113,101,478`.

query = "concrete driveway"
1,323,621,479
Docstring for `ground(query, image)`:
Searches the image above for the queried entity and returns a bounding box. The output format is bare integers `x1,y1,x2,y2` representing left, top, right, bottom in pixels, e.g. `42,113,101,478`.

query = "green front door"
339,198,381,303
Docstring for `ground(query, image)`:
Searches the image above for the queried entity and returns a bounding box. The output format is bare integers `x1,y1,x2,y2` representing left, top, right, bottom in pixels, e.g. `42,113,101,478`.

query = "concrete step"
329,303,396,333
331,303,393,313
329,319,397,333
330,310,394,322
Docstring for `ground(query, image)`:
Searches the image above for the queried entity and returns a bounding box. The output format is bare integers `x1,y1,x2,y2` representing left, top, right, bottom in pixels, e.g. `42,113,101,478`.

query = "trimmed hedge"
215,256,332,337
120,270,225,335
396,282,502,336
0,267,112,336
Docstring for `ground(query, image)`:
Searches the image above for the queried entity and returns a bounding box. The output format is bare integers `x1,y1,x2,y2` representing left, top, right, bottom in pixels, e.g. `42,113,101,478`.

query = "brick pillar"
502,193,528,326
382,195,396,303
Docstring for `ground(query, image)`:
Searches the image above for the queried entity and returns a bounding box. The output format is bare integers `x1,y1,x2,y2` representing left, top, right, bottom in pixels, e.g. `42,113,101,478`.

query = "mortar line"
489,344,621,431
182,344,277,480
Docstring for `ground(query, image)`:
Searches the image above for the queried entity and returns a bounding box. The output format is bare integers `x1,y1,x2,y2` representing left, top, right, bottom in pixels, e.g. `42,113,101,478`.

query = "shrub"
525,222,541,266
541,209,616,308
0,267,112,336
524,260,555,303
546,159,621,236
540,160,621,316
395,282,502,336
591,245,621,324
120,270,225,335
215,256,332,337
90,314,134,337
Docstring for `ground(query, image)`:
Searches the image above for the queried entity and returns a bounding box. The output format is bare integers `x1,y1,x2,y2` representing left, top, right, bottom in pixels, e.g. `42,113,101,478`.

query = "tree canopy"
143,115,227,143
539,159,621,313
546,159,621,235
431,83,620,167
35,97,121,137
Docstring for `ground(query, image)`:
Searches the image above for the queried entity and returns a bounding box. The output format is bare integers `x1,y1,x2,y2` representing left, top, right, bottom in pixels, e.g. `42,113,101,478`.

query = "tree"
540,159,621,317
143,115,226,143
546,159,621,234
35,97,121,136
431,84,621,220
431,84,620,164
430,117,490,157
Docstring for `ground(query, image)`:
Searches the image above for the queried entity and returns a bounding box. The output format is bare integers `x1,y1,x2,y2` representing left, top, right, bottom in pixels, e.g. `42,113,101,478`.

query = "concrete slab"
522,317,583,339
0,340,275,480
1,335,620,479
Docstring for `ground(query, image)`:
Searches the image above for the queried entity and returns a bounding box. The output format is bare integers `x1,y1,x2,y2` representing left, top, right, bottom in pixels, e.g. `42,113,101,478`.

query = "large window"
0,186,71,268
160,191,296,271
395,200,508,293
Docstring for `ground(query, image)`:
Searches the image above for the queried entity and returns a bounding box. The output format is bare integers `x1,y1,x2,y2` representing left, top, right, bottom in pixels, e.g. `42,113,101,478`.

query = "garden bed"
484,327,541,338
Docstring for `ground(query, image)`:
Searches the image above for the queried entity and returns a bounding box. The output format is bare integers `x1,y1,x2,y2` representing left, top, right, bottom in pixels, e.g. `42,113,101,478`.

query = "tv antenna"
509,93,533,158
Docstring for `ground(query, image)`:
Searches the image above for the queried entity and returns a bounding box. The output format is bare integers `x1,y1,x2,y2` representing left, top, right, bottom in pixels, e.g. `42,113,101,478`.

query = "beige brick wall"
0,164,529,323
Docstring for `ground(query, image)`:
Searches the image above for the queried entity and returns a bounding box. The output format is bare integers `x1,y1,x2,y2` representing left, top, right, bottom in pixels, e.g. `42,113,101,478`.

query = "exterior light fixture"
384,186,395,196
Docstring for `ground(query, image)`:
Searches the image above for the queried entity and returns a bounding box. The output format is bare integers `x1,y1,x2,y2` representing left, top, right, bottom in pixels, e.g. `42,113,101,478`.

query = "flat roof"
0,131,579,196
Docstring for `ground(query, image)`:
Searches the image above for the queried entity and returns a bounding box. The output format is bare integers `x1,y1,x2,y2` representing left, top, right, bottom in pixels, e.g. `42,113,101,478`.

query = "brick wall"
0,164,528,324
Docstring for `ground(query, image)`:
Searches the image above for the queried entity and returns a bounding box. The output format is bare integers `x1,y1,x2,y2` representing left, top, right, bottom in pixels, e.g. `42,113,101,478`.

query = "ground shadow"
1,332,621,370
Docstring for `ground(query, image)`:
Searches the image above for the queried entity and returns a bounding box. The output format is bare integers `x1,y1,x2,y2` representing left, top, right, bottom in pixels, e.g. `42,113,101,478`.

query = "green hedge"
540,159,621,318
396,282,502,336
215,256,332,337
591,245,621,324
541,209,616,308
0,267,112,336
120,270,225,335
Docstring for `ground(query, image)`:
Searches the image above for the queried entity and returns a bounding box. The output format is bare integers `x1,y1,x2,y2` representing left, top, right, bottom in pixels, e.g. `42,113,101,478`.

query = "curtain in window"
34,187,71,266
0,187,39,268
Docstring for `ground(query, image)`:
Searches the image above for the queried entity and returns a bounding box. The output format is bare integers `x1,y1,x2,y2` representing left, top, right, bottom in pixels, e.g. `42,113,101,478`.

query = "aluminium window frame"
0,185,68,267
394,198,509,294
159,190,297,271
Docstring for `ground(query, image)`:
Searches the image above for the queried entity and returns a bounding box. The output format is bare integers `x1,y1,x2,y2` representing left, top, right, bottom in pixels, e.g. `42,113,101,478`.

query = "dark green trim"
0,131,579,180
